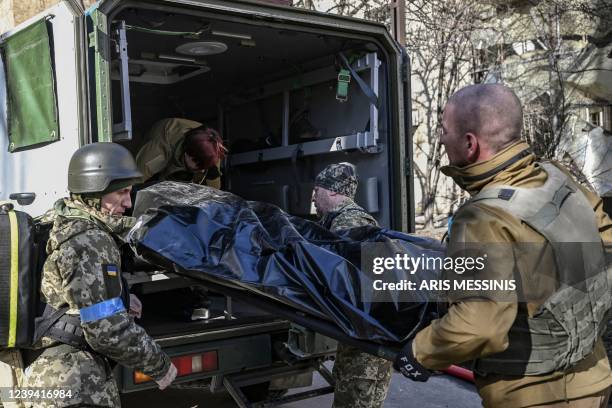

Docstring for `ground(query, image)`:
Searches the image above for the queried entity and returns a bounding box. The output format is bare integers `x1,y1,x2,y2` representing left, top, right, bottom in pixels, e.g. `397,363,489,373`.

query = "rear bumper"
115,320,335,393
117,331,276,393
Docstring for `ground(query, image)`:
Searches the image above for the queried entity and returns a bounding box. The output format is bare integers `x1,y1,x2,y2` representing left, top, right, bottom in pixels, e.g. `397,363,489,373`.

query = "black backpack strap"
33,304,69,343
46,314,88,349
33,304,120,369
35,304,88,349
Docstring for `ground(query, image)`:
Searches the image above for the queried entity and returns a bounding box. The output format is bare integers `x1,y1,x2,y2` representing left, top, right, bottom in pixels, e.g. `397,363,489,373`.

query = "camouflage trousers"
332,342,393,408
22,344,120,408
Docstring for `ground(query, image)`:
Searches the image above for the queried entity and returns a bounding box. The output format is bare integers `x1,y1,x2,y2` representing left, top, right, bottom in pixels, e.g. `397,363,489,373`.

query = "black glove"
393,341,431,382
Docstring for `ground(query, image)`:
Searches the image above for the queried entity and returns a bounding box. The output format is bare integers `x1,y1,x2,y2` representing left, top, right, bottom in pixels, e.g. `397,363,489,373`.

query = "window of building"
590,110,602,127
586,106,611,131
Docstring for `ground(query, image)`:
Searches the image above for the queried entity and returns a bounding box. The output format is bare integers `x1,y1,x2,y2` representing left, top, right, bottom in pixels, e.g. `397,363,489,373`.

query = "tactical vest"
465,162,611,376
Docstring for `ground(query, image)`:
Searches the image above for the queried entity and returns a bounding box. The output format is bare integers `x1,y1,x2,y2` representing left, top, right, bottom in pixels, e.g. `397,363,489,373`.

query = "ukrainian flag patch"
102,264,122,298
105,264,118,277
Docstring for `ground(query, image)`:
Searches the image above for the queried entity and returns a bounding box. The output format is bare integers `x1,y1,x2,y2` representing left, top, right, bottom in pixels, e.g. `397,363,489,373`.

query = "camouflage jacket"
40,197,171,380
320,198,377,232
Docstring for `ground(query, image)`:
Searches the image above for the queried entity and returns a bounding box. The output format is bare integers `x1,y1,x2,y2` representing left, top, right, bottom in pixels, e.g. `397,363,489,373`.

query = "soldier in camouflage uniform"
312,163,393,408
23,143,176,407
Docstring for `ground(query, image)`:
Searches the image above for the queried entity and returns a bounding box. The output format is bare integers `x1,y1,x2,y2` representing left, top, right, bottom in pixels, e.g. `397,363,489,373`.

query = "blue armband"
79,297,126,323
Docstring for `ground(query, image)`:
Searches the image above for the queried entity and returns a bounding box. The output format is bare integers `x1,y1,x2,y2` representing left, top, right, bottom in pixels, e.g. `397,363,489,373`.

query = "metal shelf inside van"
227,52,381,166
229,131,378,165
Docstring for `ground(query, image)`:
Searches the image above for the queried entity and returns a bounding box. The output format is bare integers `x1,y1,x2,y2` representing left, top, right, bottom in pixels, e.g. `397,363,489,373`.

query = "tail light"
133,350,218,384
172,351,218,376
133,371,153,384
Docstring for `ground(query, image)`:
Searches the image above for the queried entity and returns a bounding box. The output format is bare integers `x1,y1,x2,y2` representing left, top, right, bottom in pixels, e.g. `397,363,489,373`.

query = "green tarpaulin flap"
4,19,59,152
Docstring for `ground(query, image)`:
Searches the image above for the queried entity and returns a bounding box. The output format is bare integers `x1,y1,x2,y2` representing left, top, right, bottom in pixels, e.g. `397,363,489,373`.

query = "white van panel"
0,2,82,217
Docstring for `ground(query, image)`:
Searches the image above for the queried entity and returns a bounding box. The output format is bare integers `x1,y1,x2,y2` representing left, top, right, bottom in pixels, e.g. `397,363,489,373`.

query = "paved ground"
121,363,482,408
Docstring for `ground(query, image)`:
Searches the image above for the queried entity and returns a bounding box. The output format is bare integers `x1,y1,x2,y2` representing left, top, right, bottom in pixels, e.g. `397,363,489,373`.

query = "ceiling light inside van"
176,41,228,56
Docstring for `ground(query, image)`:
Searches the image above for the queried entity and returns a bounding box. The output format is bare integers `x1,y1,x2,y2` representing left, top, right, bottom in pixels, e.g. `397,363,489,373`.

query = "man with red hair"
136,118,227,188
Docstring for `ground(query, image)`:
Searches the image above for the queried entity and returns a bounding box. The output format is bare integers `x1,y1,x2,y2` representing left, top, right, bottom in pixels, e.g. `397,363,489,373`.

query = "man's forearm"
412,300,517,370
83,312,171,380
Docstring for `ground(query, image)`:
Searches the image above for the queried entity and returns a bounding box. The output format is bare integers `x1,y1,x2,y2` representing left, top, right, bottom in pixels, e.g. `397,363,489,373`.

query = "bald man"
393,84,612,407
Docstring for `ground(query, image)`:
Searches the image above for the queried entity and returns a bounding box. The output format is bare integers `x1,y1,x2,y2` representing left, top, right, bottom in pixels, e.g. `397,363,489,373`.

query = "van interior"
105,5,393,342
107,5,394,226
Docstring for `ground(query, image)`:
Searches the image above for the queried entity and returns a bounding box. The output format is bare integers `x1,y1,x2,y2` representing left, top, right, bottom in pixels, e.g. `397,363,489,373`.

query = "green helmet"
68,143,142,194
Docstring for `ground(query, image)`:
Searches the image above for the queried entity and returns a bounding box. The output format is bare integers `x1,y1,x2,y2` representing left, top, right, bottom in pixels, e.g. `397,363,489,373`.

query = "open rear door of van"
89,0,414,232
0,0,90,216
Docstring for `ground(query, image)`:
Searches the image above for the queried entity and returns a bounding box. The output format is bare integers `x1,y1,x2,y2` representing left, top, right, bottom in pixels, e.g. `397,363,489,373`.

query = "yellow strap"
8,210,19,347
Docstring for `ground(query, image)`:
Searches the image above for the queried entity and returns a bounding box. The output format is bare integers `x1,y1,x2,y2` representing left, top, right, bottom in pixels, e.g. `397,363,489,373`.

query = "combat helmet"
68,143,142,194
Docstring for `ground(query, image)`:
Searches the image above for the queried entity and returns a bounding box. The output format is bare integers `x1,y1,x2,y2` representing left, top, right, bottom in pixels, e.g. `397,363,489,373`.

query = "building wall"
0,0,97,33
0,0,16,34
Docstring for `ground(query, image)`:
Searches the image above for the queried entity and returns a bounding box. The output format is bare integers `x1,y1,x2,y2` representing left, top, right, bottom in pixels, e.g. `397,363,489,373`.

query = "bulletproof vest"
466,162,610,376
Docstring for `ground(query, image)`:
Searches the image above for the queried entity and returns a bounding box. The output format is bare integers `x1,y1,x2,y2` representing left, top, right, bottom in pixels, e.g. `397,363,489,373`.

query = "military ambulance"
0,0,413,404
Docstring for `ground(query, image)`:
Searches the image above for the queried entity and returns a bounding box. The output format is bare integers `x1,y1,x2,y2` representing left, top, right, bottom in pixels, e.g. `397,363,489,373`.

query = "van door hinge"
88,29,107,55
88,31,96,48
